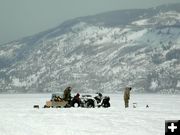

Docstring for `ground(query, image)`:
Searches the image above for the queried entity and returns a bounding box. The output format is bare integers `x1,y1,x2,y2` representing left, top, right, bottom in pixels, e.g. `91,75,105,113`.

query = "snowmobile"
80,94,97,108
80,93,110,108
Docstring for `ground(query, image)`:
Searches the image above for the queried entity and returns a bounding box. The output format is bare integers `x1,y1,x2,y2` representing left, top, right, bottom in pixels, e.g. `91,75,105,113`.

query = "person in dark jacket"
63,86,72,102
124,87,132,108
71,93,81,107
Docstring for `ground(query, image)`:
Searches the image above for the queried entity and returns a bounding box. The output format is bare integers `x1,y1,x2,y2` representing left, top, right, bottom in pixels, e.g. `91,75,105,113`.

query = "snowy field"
0,93,180,135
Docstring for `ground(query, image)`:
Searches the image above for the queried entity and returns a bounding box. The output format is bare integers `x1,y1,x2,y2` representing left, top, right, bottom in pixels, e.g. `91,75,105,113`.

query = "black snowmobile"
78,93,110,108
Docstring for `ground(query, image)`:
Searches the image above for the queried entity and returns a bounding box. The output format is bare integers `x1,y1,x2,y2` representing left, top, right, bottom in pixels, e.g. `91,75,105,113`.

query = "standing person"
124,87,132,108
63,86,72,102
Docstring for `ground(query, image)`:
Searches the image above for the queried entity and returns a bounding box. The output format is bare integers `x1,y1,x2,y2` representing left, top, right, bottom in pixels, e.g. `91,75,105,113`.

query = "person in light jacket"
124,87,132,108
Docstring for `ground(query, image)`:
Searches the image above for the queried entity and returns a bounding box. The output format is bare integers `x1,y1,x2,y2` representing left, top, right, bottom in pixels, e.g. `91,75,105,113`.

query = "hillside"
0,3,180,93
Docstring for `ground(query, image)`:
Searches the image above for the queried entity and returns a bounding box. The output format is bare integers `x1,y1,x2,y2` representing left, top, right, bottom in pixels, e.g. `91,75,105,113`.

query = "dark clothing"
63,87,72,101
73,94,80,102
71,93,81,107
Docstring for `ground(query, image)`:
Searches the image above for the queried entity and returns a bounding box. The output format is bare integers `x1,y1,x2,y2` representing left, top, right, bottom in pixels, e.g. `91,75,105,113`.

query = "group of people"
62,86,132,108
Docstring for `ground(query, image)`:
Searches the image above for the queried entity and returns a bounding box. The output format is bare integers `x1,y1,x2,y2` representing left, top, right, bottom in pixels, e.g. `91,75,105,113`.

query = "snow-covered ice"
0,93,179,135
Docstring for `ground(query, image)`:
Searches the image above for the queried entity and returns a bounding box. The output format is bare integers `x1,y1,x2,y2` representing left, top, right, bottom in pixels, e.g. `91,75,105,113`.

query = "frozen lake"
0,93,179,135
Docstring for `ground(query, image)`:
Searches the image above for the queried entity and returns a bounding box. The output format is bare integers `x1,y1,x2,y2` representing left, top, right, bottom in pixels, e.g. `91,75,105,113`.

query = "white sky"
0,0,179,44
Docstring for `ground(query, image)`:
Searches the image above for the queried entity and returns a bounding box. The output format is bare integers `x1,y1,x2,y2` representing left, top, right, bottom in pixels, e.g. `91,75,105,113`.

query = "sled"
44,100,68,108
44,93,68,108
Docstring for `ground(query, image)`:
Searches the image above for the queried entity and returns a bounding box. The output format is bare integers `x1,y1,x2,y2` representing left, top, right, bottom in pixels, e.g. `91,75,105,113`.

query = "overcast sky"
0,0,179,44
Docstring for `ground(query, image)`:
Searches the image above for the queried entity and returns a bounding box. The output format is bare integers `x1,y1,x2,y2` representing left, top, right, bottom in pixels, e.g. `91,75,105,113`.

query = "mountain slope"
0,3,180,93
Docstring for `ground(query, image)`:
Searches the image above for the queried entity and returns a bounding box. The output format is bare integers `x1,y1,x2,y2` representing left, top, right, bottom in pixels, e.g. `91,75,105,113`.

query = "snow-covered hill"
0,3,180,93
